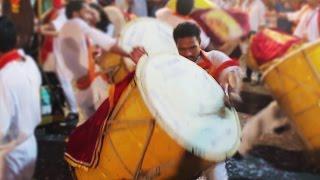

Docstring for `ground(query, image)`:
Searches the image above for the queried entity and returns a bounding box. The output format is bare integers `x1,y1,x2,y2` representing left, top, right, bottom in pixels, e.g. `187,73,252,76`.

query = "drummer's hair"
176,0,194,16
0,16,17,53
89,3,111,32
173,22,201,43
66,0,85,19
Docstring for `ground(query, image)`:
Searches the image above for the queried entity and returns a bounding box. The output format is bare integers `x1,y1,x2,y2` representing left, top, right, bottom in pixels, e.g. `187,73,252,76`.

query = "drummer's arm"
207,51,243,96
85,23,146,64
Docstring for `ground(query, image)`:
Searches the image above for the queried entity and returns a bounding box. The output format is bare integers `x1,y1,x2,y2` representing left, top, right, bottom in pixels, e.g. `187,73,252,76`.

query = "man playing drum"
56,0,145,123
173,22,243,101
39,0,80,121
173,22,243,179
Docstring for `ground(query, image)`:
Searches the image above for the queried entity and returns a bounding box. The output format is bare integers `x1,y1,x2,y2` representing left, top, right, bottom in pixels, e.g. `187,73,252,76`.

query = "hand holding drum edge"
130,46,148,64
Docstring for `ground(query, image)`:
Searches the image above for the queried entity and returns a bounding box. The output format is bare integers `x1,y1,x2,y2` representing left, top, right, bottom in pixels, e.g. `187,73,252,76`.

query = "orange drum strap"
76,38,109,90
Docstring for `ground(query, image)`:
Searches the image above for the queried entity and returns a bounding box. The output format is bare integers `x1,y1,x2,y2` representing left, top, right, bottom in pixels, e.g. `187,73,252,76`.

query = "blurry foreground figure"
0,17,41,180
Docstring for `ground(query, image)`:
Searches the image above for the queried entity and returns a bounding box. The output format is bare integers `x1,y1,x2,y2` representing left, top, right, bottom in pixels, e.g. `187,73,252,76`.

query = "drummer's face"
176,36,201,62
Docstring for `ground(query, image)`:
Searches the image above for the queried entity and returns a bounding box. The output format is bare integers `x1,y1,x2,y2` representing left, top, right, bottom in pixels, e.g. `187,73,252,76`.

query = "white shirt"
286,4,311,23
294,7,320,42
51,8,67,32
51,7,68,74
56,18,117,81
0,50,41,179
56,18,116,119
156,7,211,49
203,50,243,92
241,0,266,32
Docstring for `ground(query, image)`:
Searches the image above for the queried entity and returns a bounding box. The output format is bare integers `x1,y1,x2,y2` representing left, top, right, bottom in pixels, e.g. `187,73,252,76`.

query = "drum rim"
262,40,320,80
135,54,241,161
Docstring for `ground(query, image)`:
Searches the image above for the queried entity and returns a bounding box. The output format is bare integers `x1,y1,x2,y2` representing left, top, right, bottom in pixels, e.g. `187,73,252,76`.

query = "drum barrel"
263,41,320,152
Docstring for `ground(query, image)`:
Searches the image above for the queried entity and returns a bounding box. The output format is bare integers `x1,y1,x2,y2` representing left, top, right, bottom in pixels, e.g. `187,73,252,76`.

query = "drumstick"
224,84,234,109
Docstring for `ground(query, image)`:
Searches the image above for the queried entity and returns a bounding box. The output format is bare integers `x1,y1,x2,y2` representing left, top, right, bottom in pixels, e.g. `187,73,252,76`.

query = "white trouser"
56,67,78,114
202,162,228,180
75,77,109,124
43,52,79,114
1,135,37,180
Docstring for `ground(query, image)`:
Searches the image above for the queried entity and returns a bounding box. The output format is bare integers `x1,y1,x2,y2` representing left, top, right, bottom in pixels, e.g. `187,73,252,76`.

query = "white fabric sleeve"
207,50,231,67
0,78,13,143
51,8,67,31
207,50,242,87
258,3,266,27
79,19,117,51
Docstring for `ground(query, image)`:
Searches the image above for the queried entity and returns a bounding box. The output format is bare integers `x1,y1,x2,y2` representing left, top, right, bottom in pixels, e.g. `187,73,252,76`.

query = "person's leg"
211,162,228,180
55,70,78,115
201,161,228,180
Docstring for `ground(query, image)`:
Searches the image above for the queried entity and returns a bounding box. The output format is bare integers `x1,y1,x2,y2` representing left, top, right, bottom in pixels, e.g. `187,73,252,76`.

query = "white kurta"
293,7,320,42
286,4,311,23
241,0,266,32
205,50,242,91
0,50,41,180
156,7,211,49
51,7,79,114
56,18,117,121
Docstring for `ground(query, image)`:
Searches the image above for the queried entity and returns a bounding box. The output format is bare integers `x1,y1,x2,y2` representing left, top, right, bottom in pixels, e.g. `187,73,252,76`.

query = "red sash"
75,38,109,90
39,7,62,65
197,51,239,80
0,50,21,69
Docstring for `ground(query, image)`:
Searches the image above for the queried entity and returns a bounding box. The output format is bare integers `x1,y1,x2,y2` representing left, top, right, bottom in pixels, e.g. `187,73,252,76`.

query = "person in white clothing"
292,0,320,42
173,22,243,179
239,0,267,32
56,1,144,122
0,16,41,180
156,0,211,49
40,1,79,121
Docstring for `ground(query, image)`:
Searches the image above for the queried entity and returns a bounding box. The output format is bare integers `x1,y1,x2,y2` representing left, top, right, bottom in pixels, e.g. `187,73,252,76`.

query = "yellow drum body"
97,52,130,84
263,41,320,150
75,81,212,179
246,47,260,70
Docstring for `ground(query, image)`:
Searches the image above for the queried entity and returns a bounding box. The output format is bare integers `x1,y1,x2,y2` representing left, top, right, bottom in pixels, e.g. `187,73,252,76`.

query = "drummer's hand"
130,47,147,64
223,71,243,108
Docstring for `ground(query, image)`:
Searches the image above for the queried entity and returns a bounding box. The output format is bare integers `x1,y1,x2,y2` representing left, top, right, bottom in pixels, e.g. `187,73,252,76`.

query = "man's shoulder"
206,50,230,60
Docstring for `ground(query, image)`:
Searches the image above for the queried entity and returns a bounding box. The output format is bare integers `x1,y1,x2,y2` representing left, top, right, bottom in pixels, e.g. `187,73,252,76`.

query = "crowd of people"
0,0,319,179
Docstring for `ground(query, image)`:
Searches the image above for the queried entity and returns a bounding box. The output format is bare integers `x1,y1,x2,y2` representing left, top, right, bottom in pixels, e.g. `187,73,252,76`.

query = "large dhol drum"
98,17,177,83
75,54,241,179
263,40,320,150
120,17,178,56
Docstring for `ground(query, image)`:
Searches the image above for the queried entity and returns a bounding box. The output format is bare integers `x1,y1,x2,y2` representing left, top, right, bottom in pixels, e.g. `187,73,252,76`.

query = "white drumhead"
120,17,178,56
136,54,241,162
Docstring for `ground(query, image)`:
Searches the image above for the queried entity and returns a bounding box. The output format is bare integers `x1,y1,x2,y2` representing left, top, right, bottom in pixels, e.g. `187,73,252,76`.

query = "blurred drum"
99,17,178,83
247,29,301,71
263,40,320,150
191,8,247,47
120,17,178,56
75,54,241,179
97,52,130,84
